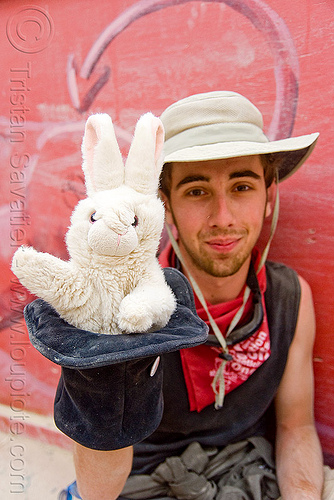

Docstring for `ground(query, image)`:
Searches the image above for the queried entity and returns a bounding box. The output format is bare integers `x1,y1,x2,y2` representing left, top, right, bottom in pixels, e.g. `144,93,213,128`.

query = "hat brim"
24,268,209,369
164,132,319,182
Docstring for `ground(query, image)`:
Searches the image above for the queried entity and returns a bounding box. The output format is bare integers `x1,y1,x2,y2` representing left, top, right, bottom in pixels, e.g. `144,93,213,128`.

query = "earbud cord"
165,175,280,409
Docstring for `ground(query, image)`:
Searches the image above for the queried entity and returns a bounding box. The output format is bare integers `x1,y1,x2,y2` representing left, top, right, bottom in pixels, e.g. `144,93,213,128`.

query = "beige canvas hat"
160,91,319,181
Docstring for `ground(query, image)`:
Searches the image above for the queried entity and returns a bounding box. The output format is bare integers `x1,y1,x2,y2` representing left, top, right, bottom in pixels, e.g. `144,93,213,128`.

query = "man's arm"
73,443,133,500
275,275,324,499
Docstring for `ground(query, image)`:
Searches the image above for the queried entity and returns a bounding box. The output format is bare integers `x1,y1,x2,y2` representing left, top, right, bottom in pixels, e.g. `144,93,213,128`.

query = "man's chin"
192,254,247,278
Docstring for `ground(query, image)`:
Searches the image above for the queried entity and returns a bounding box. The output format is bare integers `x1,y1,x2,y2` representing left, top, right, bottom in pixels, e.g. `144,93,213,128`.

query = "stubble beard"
169,187,269,278
176,226,251,278
170,205,266,279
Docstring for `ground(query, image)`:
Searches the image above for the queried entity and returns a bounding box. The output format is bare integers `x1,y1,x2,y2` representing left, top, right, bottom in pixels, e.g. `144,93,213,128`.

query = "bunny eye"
90,212,97,223
132,215,139,228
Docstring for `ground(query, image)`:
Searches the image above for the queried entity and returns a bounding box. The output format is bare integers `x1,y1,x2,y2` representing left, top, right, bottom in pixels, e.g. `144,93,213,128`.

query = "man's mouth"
205,237,242,252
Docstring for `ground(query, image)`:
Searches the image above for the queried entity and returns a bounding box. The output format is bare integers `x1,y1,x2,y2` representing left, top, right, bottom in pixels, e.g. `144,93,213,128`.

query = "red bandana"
159,243,270,412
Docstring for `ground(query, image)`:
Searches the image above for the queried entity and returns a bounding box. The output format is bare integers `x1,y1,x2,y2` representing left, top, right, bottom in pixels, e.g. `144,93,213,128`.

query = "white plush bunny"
11,112,176,335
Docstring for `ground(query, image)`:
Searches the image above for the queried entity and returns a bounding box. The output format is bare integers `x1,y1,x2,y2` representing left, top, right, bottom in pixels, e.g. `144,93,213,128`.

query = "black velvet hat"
24,268,208,450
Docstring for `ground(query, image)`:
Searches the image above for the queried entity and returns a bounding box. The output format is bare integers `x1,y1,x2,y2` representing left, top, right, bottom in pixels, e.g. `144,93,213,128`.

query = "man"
52,91,333,499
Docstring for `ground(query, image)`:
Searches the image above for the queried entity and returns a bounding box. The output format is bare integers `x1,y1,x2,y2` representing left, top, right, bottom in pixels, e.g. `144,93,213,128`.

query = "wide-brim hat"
160,91,319,181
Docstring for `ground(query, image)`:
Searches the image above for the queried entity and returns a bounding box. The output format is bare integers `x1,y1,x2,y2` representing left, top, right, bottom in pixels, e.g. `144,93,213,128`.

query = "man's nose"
207,195,236,228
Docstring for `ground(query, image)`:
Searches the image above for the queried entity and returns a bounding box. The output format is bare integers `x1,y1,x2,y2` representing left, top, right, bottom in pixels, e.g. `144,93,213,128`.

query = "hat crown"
161,91,264,142
159,91,318,182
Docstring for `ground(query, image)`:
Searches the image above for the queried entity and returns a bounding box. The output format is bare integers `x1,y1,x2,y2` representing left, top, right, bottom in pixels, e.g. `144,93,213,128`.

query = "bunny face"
66,186,164,263
65,111,166,267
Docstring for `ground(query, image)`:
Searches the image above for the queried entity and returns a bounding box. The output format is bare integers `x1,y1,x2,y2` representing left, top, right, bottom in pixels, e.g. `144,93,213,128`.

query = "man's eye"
235,185,251,192
187,188,206,196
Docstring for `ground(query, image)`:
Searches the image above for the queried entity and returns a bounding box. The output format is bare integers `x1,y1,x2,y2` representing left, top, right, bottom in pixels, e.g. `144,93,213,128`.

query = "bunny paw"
11,246,39,276
117,295,155,333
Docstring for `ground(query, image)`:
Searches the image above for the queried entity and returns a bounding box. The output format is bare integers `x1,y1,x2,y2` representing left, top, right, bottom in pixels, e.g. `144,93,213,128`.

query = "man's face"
161,155,274,279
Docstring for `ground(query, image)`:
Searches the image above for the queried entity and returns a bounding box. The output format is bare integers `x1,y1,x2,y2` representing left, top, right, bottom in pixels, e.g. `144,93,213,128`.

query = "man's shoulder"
264,260,301,325
265,259,295,272
265,260,299,289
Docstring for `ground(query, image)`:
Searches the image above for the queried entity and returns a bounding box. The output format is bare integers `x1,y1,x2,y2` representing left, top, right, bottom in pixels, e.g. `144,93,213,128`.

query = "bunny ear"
125,113,165,195
81,113,124,196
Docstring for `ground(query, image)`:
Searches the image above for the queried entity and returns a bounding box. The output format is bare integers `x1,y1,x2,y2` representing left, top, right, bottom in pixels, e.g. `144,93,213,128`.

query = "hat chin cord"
165,173,280,409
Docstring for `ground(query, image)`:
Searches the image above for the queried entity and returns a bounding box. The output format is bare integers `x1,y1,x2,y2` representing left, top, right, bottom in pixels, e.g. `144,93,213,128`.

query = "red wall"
1,0,333,461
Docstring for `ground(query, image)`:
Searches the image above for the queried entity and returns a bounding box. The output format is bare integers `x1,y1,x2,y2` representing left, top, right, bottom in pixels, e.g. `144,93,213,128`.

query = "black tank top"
133,261,301,474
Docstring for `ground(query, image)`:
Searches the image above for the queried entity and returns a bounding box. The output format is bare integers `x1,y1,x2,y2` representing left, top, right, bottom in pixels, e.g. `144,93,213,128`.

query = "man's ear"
159,190,174,225
265,182,277,218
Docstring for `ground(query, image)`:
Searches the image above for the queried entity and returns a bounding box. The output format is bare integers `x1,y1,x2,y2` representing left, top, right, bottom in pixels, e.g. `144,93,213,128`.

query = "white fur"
11,113,176,334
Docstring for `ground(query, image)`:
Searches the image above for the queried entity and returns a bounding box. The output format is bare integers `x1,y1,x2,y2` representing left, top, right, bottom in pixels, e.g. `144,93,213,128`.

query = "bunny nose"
88,219,138,257
103,213,131,235
117,230,128,247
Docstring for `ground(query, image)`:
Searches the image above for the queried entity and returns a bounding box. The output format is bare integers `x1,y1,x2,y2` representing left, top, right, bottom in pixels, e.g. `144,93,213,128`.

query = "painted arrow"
67,0,299,139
